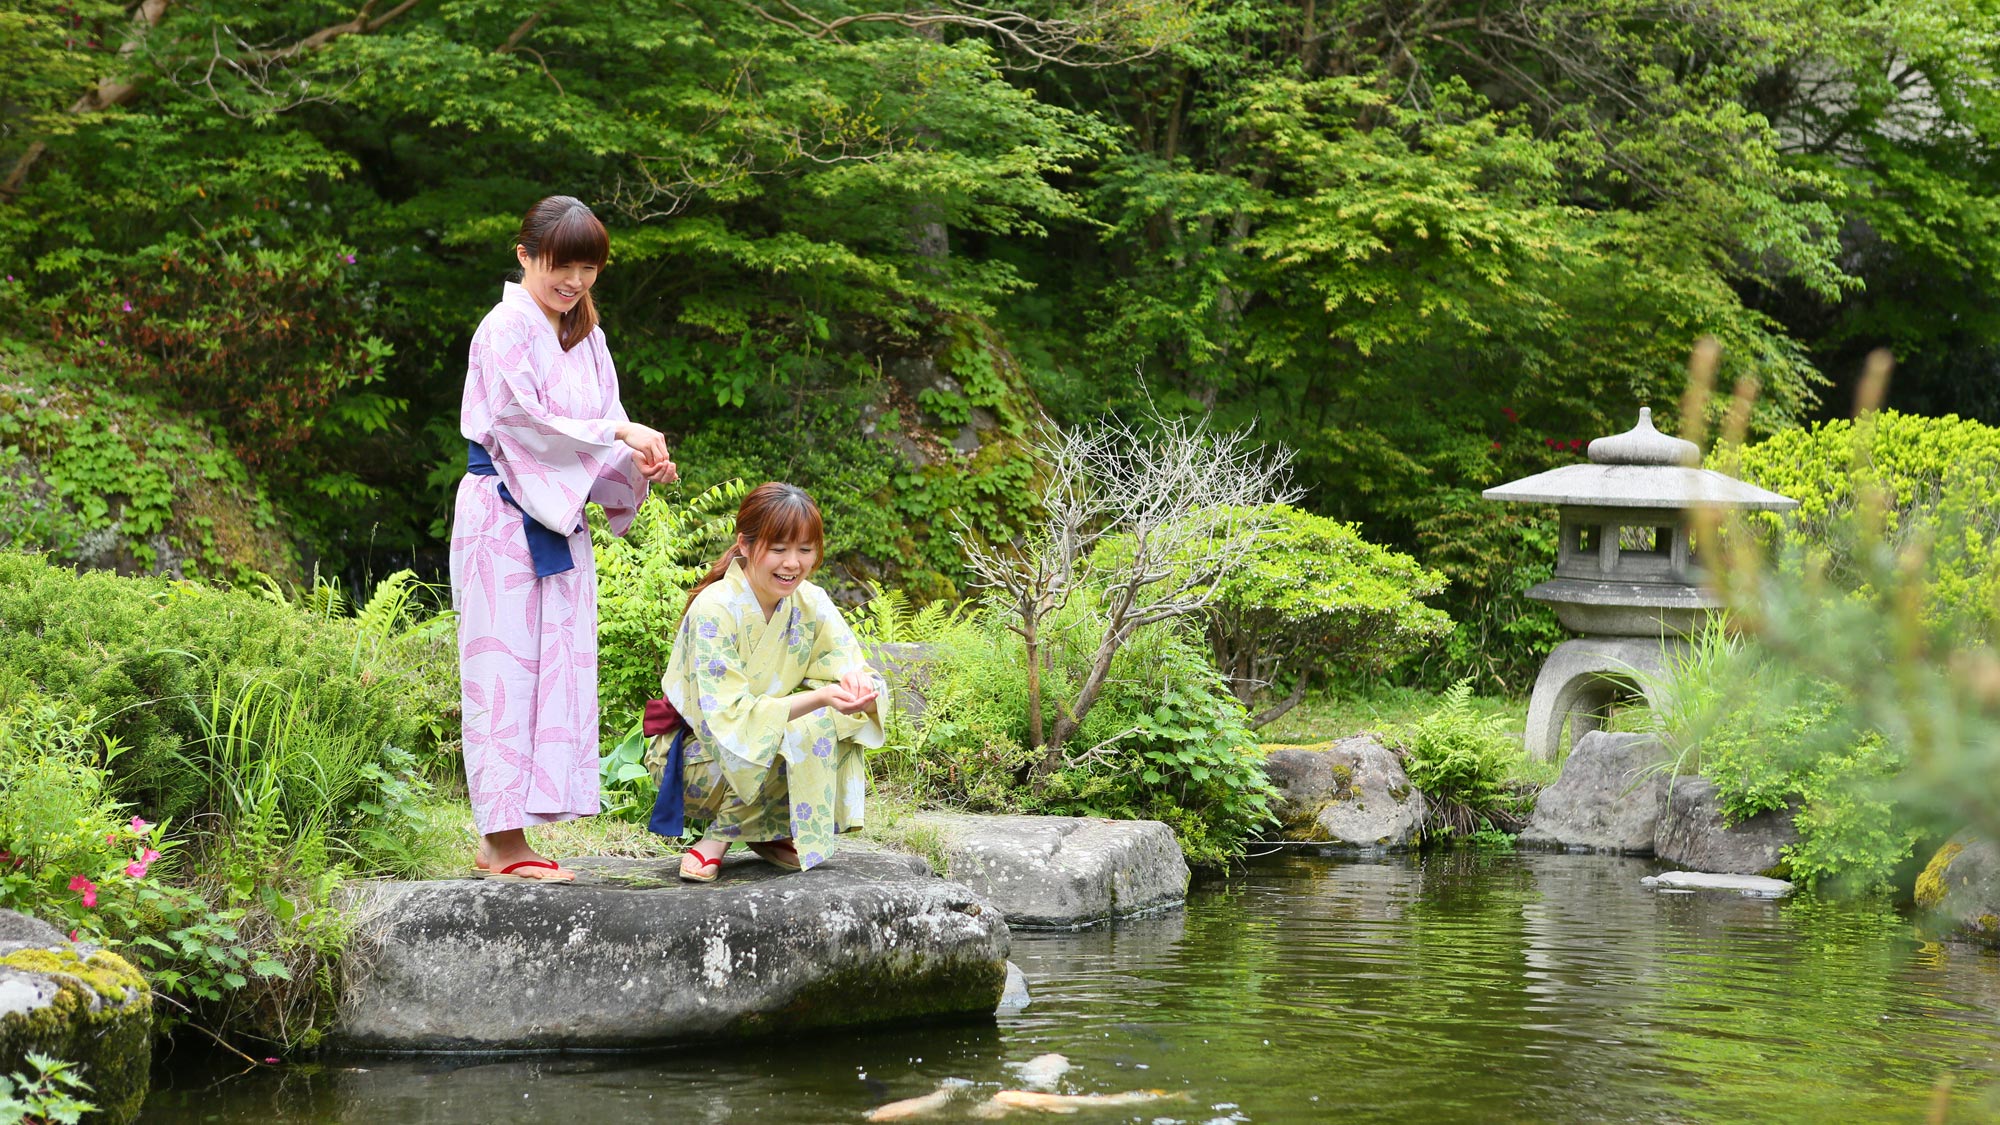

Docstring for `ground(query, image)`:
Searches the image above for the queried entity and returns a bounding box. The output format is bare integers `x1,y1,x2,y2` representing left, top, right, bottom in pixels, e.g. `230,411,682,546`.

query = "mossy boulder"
0,909,152,1124
1261,735,1426,850
1915,834,2000,947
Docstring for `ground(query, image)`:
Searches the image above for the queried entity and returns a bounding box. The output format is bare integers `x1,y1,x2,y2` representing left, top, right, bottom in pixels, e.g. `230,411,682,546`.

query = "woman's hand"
614,422,679,483
825,670,879,716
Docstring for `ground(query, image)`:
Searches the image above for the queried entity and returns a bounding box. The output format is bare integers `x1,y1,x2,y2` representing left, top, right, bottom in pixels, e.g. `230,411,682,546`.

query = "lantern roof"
1482,409,1799,512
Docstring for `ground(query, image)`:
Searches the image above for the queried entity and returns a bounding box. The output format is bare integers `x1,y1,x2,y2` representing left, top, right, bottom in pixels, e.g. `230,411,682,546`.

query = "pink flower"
263,1057,279,1065
343,253,357,264
122,300,132,312
68,875,97,909
105,833,117,845
140,847,161,863
130,817,150,834
68,929,78,942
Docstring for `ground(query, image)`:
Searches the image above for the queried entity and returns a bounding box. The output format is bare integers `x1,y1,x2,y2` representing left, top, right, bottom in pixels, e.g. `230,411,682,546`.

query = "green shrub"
1400,679,1529,838
1650,631,1919,892
894,599,1277,866
1725,410,2000,636
0,1053,96,1125
0,553,432,822
1203,504,1452,724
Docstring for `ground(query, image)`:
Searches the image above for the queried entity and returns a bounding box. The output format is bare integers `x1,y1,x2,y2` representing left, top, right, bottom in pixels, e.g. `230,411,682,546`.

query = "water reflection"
143,852,2000,1123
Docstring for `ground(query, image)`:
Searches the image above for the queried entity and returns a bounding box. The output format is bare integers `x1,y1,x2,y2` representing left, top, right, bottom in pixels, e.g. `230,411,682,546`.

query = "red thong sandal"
679,850,724,883
474,858,576,883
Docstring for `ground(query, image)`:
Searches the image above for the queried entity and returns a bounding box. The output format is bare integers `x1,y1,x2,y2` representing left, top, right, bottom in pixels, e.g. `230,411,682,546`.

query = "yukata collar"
502,281,559,341
725,557,794,621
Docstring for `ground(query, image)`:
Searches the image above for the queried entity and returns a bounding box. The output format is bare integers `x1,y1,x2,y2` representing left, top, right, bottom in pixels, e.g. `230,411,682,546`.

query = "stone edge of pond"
884,813,1193,931
331,851,1011,1053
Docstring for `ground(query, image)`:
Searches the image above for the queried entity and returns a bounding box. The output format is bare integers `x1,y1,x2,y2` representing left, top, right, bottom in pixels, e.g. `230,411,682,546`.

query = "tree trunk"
1249,676,1311,729
1023,615,1043,752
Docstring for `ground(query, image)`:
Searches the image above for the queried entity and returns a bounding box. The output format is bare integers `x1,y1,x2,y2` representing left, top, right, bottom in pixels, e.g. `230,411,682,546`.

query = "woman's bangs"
540,207,609,268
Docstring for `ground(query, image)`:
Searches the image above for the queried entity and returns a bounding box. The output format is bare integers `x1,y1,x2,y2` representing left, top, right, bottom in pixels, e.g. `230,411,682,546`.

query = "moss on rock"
0,945,152,1124
1914,839,1964,911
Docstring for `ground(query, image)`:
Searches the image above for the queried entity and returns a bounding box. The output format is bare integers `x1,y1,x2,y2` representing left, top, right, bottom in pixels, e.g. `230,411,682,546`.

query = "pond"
140,851,2000,1123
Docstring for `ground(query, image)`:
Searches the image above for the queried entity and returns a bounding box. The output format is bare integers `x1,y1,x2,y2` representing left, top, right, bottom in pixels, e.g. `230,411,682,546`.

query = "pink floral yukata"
450,282,649,835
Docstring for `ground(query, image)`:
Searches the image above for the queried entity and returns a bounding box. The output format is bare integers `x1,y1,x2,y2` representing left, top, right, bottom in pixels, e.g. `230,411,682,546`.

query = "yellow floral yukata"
648,560,886,869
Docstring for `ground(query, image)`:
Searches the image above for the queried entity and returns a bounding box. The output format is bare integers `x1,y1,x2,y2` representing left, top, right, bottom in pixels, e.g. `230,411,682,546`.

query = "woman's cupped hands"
825,670,879,715
615,421,679,483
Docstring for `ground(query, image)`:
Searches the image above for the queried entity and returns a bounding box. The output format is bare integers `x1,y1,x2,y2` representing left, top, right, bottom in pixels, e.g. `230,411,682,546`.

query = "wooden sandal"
748,840,803,872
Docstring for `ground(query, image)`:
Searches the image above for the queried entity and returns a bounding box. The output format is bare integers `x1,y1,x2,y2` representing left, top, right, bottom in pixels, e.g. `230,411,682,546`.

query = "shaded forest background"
6,0,2000,690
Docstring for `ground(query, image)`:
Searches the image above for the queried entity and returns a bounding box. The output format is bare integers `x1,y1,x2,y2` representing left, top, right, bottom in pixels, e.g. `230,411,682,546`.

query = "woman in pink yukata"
451,196,679,882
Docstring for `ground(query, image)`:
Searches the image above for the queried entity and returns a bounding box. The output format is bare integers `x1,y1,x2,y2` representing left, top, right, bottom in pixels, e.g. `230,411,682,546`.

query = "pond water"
140,851,2000,1123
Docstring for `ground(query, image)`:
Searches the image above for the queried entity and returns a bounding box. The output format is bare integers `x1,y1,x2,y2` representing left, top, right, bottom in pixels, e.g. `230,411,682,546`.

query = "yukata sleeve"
662,603,794,776
800,589,889,748
585,331,648,538
461,310,628,536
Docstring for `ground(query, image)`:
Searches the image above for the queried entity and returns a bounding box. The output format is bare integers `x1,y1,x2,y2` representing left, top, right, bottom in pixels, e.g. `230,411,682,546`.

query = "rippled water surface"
141,852,2000,1123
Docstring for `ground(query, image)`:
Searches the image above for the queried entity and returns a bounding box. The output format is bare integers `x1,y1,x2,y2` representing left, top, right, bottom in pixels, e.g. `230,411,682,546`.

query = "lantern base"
1523,636,1687,762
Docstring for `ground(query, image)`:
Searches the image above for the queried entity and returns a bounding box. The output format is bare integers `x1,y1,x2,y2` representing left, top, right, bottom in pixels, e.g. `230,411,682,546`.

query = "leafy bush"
893,599,1277,867
1203,505,1452,725
1726,410,2000,635
1400,680,1530,838
1647,625,1919,892
0,1053,96,1125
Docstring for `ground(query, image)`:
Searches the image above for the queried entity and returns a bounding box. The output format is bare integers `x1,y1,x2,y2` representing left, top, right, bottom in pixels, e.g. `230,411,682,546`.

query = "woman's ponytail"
680,544,743,621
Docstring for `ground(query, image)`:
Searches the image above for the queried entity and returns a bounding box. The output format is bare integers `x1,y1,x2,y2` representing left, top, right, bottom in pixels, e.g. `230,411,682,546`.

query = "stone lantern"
1482,408,1797,761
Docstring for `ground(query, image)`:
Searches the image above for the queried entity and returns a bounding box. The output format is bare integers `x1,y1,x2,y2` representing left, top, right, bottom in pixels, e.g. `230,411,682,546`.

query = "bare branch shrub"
960,411,1297,773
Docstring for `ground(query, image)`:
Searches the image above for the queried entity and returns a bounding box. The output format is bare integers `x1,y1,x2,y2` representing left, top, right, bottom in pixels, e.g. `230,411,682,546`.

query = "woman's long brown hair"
682,483,826,619
514,195,608,352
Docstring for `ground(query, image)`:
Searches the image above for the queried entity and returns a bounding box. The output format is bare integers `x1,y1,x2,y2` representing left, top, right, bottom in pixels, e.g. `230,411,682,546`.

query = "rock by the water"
1520,732,1670,854
0,909,151,1124
1915,834,2000,947
336,852,1008,1052
1261,735,1426,851
896,814,1190,929
996,961,1031,1013
1642,871,1794,898
1652,776,1798,876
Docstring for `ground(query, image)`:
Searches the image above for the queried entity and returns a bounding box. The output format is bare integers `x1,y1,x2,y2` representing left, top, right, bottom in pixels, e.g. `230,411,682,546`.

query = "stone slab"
335,852,1009,1052
897,814,1190,929
1642,871,1794,898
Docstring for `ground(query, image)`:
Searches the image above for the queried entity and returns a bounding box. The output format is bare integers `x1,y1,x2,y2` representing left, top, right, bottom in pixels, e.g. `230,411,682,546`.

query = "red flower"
1569,439,1586,451
68,875,98,909
1490,440,1502,451
1501,407,1518,422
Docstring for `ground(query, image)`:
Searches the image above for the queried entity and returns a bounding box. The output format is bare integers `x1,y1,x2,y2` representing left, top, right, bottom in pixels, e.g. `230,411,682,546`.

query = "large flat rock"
1520,731,1669,854
897,814,1190,929
335,852,1009,1052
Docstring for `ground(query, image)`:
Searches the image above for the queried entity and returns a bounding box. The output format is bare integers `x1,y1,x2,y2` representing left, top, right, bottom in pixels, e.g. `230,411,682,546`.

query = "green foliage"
1203,505,1451,719
1725,410,2000,636
592,480,748,738
0,1053,96,1125
0,554,458,1044
1401,680,1530,839
0,342,297,582
851,582,975,645
892,600,1276,866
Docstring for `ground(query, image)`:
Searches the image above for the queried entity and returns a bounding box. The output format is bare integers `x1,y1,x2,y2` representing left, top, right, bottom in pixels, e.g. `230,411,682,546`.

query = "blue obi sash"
647,727,690,838
465,441,575,579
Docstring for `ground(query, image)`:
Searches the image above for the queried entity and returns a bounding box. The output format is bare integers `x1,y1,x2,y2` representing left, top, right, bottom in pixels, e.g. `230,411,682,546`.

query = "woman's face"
516,246,599,322
738,534,817,609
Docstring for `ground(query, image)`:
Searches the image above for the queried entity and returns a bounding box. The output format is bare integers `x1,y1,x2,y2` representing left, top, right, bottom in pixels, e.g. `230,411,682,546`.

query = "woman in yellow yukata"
646,482,887,882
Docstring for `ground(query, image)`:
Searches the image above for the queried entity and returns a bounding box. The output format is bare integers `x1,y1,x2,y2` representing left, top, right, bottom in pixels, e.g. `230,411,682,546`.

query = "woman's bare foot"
679,836,731,883
475,828,575,882
747,838,802,871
